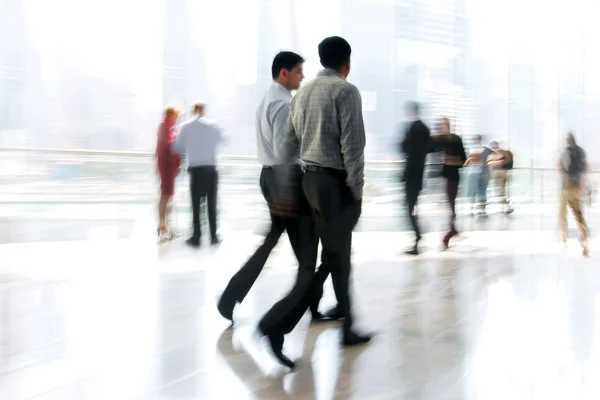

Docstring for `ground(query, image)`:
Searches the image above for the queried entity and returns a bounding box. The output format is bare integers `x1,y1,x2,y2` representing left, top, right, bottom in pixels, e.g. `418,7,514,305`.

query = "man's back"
473,145,493,166
291,70,364,167
561,144,587,184
289,69,365,199
402,119,431,185
256,83,293,166
176,117,224,167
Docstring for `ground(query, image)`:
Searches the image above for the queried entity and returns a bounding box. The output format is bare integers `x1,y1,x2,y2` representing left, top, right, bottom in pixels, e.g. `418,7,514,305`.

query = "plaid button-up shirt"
282,69,366,200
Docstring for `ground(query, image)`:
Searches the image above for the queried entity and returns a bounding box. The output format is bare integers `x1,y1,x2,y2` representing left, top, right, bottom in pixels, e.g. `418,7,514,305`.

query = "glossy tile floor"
0,217,598,399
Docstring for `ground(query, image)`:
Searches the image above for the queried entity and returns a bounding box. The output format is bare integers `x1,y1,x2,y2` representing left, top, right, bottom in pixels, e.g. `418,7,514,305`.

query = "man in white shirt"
172,102,226,247
217,51,321,369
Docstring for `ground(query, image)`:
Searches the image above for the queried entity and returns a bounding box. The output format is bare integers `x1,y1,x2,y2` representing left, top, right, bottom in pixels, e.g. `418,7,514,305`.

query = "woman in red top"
156,106,181,239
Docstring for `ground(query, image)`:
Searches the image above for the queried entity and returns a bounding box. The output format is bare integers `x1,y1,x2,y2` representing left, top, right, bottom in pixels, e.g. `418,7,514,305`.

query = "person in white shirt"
172,102,226,247
217,51,322,369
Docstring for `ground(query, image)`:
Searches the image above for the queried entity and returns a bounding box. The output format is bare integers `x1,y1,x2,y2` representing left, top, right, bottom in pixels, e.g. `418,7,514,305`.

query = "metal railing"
0,147,597,207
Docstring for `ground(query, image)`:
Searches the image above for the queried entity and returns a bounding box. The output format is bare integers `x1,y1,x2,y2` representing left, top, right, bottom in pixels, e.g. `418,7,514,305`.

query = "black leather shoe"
323,306,344,320
404,247,419,256
186,237,200,248
311,311,326,321
342,331,373,346
405,236,422,255
217,294,237,321
260,330,295,369
211,235,222,245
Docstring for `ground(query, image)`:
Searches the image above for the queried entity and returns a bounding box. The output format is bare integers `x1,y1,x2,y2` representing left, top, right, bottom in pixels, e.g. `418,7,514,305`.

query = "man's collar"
318,68,344,79
273,81,292,95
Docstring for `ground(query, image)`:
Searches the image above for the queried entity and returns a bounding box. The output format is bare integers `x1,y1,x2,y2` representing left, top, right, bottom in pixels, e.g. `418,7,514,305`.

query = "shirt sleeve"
458,137,467,162
429,134,442,153
171,125,186,155
280,98,300,164
166,128,179,168
215,123,228,145
402,124,417,154
338,85,366,201
271,100,291,163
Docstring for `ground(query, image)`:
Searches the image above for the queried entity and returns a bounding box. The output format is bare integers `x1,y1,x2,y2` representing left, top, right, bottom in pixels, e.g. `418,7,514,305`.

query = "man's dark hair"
271,51,305,79
318,36,351,71
473,134,483,143
405,101,420,115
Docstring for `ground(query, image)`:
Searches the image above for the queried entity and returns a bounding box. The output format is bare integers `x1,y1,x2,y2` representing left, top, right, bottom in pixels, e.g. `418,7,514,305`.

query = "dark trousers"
189,166,218,240
444,179,459,241
258,214,319,335
224,211,318,307
301,168,361,334
405,182,422,242
221,168,319,335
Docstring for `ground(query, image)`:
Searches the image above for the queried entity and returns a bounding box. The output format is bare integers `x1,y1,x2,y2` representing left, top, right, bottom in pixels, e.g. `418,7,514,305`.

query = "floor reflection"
0,230,598,399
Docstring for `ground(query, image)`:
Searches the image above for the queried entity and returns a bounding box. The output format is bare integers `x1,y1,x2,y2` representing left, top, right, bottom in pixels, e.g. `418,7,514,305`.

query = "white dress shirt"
256,82,299,166
172,117,226,167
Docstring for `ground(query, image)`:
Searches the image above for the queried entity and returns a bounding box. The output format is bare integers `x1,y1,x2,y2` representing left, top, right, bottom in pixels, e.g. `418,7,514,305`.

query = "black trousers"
189,166,218,240
405,182,422,242
300,168,361,334
258,213,320,335
221,168,319,334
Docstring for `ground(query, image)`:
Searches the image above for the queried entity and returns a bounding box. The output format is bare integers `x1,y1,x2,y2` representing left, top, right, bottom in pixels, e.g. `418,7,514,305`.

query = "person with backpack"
488,140,514,214
558,132,590,257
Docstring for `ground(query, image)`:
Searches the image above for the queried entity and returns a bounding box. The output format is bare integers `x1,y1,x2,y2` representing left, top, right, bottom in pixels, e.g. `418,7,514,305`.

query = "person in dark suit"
400,101,431,255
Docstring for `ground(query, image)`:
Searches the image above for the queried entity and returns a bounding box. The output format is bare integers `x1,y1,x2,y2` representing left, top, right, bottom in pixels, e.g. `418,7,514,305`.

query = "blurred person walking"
431,117,466,249
558,132,590,257
400,101,431,255
281,36,373,346
172,102,226,248
488,139,514,214
217,52,330,368
465,134,494,216
155,106,182,241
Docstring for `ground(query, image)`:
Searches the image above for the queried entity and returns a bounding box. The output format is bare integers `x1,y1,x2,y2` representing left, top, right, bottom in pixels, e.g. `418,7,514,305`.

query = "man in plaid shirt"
281,36,373,346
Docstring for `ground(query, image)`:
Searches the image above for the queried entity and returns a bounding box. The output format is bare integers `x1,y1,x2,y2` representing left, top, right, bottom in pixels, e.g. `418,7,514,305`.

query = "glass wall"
468,0,600,169
0,0,164,151
1,0,600,168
